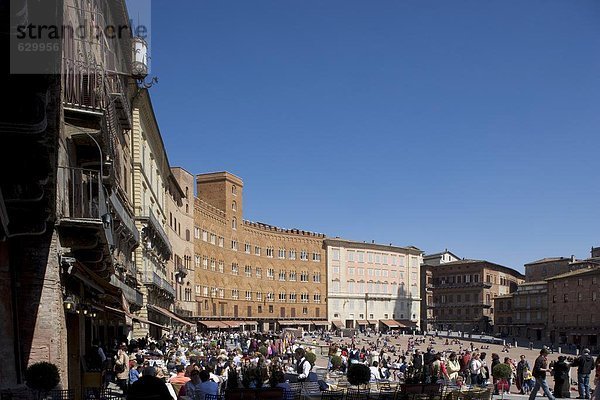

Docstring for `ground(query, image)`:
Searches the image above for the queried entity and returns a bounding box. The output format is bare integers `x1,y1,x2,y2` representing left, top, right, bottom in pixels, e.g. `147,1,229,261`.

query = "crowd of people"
88,329,600,400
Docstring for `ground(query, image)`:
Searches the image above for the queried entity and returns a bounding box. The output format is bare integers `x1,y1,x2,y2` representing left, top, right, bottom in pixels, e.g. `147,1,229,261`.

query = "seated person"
129,366,172,400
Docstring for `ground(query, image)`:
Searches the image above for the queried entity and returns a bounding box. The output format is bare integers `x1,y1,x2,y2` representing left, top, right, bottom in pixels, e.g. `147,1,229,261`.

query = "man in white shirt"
294,348,312,382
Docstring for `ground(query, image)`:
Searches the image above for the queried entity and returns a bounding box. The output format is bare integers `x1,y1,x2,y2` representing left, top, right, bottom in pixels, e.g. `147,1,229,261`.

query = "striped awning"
380,319,402,328
312,320,329,326
331,320,344,329
356,320,369,325
199,320,229,329
279,320,311,326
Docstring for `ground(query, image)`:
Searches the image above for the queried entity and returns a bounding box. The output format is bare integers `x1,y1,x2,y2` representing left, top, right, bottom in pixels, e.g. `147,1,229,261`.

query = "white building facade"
325,239,423,332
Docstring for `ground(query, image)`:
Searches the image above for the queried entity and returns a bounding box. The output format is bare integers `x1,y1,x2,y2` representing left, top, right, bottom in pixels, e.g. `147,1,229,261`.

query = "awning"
104,305,133,326
396,320,417,327
243,320,258,326
380,320,402,328
356,320,369,325
331,320,344,329
312,320,329,326
367,320,377,325
224,320,242,328
147,304,194,327
279,320,311,326
199,320,229,329
133,316,170,331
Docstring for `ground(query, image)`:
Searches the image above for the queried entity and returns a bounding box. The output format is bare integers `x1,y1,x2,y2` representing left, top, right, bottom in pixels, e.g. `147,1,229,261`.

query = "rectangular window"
300,250,308,261
267,268,274,279
398,255,405,267
218,237,224,247
210,233,216,245
332,249,340,261
278,248,286,259
202,230,208,241
210,258,216,271
231,240,238,251
246,291,252,301
245,265,252,277
368,252,374,262
194,227,200,239
218,260,224,273
347,251,354,262
245,243,251,253
358,252,365,263
195,255,200,268
348,267,355,275
254,246,261,256
256,292,262,302
232,289,239,299
289,249,296,260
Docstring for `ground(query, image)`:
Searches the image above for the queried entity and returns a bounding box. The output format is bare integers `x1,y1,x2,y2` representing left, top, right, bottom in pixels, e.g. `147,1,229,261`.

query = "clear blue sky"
145,0,600,272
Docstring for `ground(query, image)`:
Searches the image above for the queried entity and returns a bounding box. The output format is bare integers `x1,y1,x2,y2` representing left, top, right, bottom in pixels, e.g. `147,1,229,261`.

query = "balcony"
109,192,139,249
431,281,493,289
142,270,175,298
138,209,172,260
56,166,114,274
110,275,144,309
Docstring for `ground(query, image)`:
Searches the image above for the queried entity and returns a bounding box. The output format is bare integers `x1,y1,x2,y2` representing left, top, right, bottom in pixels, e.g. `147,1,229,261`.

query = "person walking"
529,348,556,400
574,349,595,399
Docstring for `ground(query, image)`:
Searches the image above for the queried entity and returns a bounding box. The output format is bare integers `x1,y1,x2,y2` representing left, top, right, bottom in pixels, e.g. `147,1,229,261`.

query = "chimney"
571,255,575,262
372,240,375,244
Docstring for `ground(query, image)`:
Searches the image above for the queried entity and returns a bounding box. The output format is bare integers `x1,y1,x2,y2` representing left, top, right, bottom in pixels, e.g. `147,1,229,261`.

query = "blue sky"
144,0,600,272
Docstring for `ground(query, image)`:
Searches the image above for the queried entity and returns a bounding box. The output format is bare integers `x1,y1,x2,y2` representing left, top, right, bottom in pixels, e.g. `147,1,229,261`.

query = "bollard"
558,347,561,354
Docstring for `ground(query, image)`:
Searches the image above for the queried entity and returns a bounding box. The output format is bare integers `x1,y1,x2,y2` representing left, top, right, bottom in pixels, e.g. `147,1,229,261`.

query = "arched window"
232,185,237,196
232,200,237,211
232,217,237,230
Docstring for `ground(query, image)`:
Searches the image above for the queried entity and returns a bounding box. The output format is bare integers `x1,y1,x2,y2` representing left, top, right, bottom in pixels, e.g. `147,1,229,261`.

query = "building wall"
430,261,524,333
168,168,196,317
194,172,327,329
524,258,573,282
131,92,175,337
494,282,548,340
325,240,422,330
547,267,600,350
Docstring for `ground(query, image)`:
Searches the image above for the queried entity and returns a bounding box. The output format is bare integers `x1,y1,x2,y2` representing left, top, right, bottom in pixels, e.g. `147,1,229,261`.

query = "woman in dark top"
553,356,571,398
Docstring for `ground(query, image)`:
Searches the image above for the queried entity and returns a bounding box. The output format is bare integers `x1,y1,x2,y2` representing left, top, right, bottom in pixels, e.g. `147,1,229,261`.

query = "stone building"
194,172,328,331
428,259,524,333
524,257,576,282
324,239,423,332
1,0,141,391
130,89,182,338
494,281,548,341
420,250,461,332
167,167,197,325
547,265,600,351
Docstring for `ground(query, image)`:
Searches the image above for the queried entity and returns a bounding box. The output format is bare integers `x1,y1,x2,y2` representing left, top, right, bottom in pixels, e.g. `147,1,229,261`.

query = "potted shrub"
347,363,371,388
25,362,60,400
330,355,343,371
305,351,317,366
492,364,512,399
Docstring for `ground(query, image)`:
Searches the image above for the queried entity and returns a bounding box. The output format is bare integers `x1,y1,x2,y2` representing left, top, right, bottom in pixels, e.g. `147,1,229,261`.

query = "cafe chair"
345,388,370,400
320,389,345,400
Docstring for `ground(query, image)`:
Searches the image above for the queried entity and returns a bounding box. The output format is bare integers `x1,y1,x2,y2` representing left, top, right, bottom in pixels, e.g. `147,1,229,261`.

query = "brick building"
428,259,524,333
547,265,600,351
324,239,422,332
193,172,328,331
1,0,141,391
